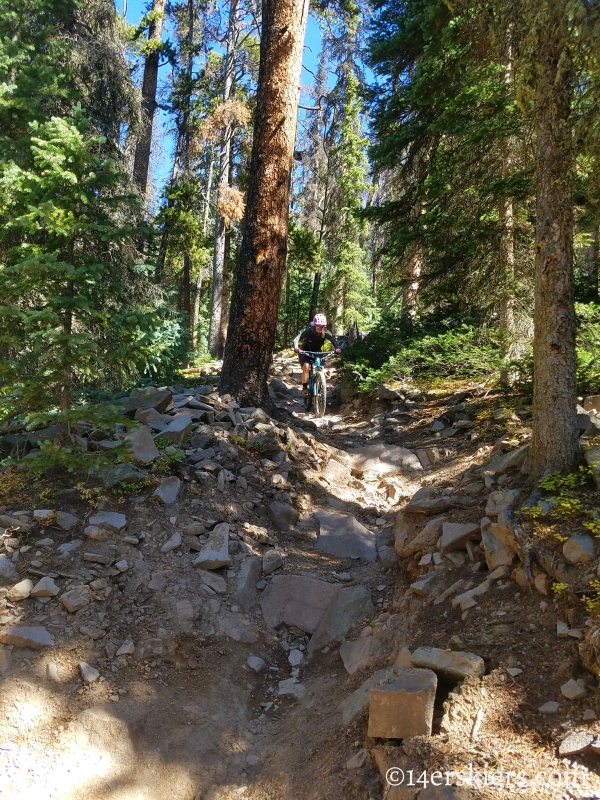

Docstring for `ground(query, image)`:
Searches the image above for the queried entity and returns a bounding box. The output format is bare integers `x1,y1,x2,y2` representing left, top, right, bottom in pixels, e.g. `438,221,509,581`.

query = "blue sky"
124,0,324,193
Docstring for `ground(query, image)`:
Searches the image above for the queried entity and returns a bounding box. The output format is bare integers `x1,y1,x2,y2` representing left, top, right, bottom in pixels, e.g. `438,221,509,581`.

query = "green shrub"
341,313,503,390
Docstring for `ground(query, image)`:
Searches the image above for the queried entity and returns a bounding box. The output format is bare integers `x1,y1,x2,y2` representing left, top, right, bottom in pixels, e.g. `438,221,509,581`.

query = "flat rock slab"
125,426,160,463
31,576,59,597
563,534,594,565
260,574,341,633
153,476,181,505
440,522,480,553
214,609,257,643
314,510,377,562
0,626,54,649
485,489,520,516
340,637,378,675
308,585,374,653
88,512,127,533
33,510,80,530
558,731,595,756
340,676,373,726
234,556,261,609
350,443,423,477
410,646,485,680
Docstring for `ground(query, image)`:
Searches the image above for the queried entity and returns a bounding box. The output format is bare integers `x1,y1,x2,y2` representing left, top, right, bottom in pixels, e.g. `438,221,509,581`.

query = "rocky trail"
2,355,600,799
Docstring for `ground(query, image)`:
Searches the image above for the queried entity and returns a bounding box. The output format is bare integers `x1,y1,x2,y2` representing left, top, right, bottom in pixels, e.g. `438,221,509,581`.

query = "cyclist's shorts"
298,353,316,366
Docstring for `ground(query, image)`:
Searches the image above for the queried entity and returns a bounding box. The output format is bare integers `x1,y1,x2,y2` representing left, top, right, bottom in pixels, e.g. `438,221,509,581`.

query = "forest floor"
1,355,600,800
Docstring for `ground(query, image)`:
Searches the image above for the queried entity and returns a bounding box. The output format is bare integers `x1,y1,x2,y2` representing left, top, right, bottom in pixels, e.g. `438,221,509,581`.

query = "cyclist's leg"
299,354,311,396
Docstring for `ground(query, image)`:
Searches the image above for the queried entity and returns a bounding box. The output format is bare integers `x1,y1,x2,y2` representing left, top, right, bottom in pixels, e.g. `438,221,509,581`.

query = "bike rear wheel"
314,370,327,417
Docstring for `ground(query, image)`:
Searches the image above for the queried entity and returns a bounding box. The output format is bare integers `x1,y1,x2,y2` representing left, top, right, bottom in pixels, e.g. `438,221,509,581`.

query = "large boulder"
350,443,422,478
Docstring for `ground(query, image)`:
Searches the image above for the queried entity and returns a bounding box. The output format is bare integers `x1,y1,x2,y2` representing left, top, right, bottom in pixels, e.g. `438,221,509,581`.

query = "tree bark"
529,26,580,480
132,0,166,196
308,270,321,324
208,0,239,357
401,246,421,320
190,154,215,350
220,0,310,404
588,225,599,300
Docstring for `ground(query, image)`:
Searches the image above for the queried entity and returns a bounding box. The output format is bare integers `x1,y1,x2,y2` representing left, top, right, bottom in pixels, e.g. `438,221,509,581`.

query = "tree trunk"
283,266,291,346
132,0,166,196
208,0,239,357
308,271,321,324
401,247,421,320
190,155,215,350
217,228,232,357
529,28,580,480
588,225,599,300
220,0,310,404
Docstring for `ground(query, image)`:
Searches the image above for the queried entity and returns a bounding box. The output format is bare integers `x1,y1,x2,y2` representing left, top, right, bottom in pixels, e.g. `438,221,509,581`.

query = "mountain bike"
299,350,335,417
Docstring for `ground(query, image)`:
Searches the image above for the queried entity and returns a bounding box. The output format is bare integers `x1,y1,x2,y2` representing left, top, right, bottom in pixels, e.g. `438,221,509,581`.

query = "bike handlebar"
298,350,337,357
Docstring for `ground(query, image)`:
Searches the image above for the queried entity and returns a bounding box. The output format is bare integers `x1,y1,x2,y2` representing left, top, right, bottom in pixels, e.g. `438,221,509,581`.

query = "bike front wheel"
314,370,327,417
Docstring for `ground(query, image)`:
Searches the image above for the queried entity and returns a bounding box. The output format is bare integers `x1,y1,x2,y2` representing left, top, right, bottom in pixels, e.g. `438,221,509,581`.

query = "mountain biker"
293,313,341,397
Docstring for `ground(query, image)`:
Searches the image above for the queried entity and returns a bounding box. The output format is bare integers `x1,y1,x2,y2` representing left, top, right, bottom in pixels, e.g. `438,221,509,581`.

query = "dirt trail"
1,355,600,800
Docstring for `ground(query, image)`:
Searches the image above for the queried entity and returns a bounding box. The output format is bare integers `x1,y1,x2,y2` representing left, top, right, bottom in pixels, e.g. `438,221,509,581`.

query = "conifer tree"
0,112,170,419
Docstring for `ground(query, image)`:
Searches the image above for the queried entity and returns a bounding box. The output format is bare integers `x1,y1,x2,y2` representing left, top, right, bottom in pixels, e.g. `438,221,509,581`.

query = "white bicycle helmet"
313,313,327,327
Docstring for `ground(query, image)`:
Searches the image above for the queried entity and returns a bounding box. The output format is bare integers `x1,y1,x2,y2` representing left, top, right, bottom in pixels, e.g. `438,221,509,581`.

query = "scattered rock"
123,386,172,416
314,510,377,562
116,641,135,656
481,519,516,569
288,648,304,666
46,662,60,682
192,523,231,569
160,414,194,445
197,569,227,594
60,588,88,613
0,626,54,649
278,677,306,700
410,647,485,680
399,516,447,558
7,578,33,601
161,531,182,553
153,476,181,505
125,426,160,463
268,501,299,532
558,731,594,756
234,556,262,609
88,512,127,533
485,489,520,515
539,701,560,714
440,522,480,554
340,637,378,675
561,679,587,700
368,666,437,738
308,585,374,654
247,656,266,673
79,661,100,684
563,534,594,566
0,555,18,585
262,548,283,575
175,599,196,633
